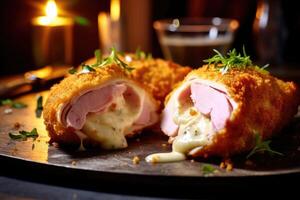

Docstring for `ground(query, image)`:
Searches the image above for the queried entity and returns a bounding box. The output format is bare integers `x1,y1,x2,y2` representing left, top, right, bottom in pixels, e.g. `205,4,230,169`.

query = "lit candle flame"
32,0,73,26
45,0,58,19
110,0,120,21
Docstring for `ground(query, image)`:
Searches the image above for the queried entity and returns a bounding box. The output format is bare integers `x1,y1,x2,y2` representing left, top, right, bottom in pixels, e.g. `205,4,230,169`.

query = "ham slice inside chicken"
61,82,156,131
161,81,233,137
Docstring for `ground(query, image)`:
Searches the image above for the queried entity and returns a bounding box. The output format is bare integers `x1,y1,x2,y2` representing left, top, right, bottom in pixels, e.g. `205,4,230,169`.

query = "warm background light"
31,0,73,66
45,0,58,19
32,0,73,26
110,0,120,21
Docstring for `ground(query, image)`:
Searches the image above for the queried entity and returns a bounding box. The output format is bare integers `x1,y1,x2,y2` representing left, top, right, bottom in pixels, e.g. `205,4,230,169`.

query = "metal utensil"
0,65,70,98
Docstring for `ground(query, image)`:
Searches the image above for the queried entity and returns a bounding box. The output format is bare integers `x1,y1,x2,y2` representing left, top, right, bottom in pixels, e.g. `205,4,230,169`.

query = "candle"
98,0,122,54
31,0,73,67
110,0,120,21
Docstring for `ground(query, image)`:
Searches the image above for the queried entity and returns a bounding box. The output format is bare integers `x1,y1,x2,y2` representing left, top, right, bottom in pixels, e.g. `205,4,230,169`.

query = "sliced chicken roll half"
43,65,159,150
146,65,299,163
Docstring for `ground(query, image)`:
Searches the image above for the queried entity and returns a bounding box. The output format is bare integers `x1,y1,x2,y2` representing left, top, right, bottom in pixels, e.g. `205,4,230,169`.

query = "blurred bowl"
154,18,239,68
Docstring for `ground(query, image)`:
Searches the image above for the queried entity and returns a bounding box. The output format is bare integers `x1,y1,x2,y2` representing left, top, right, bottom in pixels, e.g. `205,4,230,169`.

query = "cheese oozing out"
146,79,234,163
146,100,214,163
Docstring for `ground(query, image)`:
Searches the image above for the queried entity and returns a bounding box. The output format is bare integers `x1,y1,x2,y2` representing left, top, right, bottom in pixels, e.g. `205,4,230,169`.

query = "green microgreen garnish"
202,164,217,176
203,47,267,75
35,95,43,118
1,99,13,106
261,64,269,70
100,47,134,72
68,68,77,74
91,49,103,67
9,128,39,141
77,48,133,73
0,99,27,109
11,102,27,109
135,47,152,60
247,132,283,159
81,64,96,72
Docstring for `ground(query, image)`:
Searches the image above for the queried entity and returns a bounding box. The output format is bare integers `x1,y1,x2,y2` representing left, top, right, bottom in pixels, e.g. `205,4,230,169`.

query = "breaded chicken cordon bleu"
146,49,299,163
43,49,191,150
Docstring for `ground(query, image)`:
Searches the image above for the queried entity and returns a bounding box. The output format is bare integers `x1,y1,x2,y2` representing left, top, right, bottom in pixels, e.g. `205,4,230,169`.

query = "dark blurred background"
0,0,299,76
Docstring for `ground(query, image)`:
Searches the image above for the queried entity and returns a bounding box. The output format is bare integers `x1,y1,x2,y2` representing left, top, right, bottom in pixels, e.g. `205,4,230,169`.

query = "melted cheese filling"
173,107,213,153
82,93,140,149
146,105,214,163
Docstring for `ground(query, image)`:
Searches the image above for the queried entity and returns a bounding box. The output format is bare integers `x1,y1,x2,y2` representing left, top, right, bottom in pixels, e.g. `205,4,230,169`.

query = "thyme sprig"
9,128,39,141
201,164,217,176
90,49,103,67
99,47,134,72
81,64,96,72
203,47,266,75
68,68,77,74
0,99,27,109
135,47,152,60
70,47,142,75
35,95,43,118
247,132,283,159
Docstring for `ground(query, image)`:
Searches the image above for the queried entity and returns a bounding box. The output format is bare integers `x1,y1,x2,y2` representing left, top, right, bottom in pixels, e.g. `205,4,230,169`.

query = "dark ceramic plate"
1,91,300,188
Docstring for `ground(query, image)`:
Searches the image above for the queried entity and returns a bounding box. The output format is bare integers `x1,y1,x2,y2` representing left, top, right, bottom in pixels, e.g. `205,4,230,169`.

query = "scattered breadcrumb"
190,159,195,163
226,163,233,171
14,122,21,129
161,143,167,147
220,162,225,169
220,159,234,171
4,108,12,114
132,156,140,165
71,160,77,166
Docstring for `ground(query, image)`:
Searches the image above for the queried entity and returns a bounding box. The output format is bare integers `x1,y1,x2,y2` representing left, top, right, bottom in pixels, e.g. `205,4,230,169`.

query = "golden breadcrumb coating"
128,58,191,104
168,65,300,157
43,64,158,144
85,55,191,104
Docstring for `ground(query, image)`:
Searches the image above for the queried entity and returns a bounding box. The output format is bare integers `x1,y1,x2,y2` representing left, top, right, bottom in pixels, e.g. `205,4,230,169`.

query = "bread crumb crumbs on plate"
4,108,13,114
161,143,168,147
71,160,77,166
14,122,21,129
132,156,140,164
220,159,234,171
